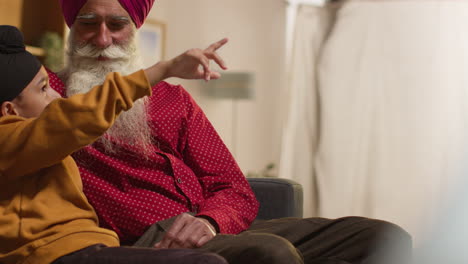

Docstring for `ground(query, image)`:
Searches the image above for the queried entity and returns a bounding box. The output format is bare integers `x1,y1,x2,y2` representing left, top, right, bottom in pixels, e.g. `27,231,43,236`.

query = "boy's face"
4,66,61,118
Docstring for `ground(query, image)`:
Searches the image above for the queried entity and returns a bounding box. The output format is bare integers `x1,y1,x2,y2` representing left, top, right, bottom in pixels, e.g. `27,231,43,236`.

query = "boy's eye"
41,86,47,92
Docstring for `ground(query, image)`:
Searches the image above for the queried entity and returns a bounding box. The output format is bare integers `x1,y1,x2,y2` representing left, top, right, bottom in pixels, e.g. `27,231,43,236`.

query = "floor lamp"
202,72,255,158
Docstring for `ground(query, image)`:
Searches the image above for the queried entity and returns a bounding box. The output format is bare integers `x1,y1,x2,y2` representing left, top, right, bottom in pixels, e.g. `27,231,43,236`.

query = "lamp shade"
202,72,255,99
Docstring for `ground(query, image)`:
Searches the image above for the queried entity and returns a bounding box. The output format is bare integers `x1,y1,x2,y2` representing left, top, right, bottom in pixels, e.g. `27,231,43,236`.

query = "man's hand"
144,38,228,86
165,38,229,81
154,213,217,249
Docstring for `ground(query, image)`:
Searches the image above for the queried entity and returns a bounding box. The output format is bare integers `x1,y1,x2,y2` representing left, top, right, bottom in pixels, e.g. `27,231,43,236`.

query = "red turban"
59,0,155,28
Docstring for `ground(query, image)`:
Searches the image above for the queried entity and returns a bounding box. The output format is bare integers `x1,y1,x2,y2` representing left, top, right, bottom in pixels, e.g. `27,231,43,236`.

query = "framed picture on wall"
137,19,166,67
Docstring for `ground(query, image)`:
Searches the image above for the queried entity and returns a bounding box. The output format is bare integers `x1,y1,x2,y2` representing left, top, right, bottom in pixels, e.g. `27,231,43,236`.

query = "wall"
147,0,287,175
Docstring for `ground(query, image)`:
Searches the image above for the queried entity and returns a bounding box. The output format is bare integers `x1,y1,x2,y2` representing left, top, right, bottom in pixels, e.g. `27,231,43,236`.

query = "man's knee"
339,216,412,245
368,218,412,249
345,217,413,264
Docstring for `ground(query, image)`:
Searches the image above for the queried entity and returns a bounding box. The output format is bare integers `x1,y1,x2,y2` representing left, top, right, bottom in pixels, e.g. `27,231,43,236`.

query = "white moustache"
74,43,133,60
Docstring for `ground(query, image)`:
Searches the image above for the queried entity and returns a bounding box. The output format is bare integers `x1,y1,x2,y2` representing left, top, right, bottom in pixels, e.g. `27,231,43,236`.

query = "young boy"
0,25,227,264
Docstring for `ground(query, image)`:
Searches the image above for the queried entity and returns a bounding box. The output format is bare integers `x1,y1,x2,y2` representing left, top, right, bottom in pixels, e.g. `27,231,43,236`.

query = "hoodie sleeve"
0,70,151,181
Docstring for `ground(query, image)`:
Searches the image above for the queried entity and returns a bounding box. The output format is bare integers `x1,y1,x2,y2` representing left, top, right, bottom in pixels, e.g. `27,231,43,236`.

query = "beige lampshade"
202,72,255,99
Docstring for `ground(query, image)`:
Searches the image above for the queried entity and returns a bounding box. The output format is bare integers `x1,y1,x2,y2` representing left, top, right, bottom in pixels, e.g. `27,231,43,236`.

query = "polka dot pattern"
47,69,259,244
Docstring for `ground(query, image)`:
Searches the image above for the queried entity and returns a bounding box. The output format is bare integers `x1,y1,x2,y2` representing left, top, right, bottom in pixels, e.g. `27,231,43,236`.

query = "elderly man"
48,0,412,263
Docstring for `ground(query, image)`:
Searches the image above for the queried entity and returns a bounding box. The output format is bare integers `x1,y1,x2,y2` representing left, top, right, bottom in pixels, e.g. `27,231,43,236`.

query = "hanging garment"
279,3,336,217
316,0,468,244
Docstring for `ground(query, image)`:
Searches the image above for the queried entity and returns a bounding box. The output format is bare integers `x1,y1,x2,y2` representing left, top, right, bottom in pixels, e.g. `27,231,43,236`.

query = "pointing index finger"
206,38,229,52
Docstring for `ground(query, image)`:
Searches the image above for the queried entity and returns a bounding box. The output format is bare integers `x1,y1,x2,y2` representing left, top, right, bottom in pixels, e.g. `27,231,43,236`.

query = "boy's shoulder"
0,115,26,124
0,115,28,144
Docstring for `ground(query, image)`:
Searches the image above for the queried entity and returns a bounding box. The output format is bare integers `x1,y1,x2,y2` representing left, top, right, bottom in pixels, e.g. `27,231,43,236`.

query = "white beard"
59,26,154,156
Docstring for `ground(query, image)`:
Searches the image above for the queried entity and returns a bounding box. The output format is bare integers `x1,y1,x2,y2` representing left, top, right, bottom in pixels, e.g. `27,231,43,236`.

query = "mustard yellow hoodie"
0,70,151,264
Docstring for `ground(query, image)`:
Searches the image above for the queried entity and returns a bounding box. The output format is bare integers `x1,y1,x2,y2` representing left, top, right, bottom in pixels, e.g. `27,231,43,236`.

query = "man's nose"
93,23,113,49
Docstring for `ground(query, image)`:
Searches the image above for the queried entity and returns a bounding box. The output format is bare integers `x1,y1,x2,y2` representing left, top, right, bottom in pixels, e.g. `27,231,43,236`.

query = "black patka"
0,25,41,103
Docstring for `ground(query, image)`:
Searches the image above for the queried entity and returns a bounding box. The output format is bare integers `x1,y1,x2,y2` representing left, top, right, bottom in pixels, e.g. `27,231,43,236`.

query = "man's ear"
0,101,19,117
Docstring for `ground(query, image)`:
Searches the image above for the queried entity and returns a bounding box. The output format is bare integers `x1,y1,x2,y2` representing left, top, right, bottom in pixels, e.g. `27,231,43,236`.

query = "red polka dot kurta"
48,69,259,244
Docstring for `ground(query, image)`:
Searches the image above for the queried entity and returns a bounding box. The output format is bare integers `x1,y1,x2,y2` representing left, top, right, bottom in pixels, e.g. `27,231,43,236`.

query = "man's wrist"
156,60,172,80
197,215,219,233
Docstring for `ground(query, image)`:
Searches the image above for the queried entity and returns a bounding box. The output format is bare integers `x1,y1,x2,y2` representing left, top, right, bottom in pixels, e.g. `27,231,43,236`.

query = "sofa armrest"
247,178,303,220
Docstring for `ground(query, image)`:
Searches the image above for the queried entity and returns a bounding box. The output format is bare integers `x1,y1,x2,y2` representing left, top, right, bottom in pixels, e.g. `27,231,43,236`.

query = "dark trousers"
52,244,227,264
134,216,413,264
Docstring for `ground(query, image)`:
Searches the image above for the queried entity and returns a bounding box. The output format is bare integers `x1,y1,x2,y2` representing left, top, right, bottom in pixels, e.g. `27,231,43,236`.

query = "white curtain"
279,3,335,217
316,0,468,244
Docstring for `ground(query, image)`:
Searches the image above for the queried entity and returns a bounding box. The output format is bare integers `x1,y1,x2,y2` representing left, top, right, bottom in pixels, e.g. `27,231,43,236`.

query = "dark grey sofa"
247,178,303,220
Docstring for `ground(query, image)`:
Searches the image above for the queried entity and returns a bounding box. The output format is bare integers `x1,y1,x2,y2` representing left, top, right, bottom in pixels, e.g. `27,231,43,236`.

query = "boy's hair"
0,25,41,104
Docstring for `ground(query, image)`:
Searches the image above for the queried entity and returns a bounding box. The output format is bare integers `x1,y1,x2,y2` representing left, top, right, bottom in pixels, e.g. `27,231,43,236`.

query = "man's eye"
41,86,47,92
79,20,97,26
109,23,125,30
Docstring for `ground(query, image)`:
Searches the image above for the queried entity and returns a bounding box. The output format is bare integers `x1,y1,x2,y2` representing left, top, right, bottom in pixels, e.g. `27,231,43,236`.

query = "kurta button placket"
177,178,182,183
